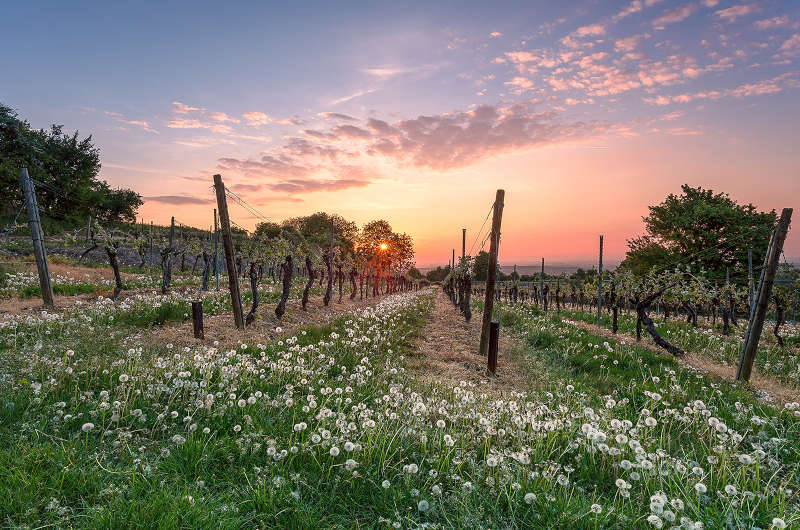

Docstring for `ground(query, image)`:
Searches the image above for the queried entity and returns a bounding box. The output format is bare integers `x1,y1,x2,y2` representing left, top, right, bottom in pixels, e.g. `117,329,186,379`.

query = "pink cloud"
171,101,204,114
575,24,606,37
242,111,272,126
652,3,699,29
715,3,758,22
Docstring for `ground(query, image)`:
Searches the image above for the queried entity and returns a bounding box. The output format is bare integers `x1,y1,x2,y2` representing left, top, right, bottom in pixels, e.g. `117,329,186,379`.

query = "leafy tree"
425,266,450,282
408,267,424,279
0,103,142,224
621,185,776,280
283,212,358,252
472,251,490,281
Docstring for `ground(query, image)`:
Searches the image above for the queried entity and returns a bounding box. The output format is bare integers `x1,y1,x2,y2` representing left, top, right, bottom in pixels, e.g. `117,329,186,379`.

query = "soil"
408,288,529,394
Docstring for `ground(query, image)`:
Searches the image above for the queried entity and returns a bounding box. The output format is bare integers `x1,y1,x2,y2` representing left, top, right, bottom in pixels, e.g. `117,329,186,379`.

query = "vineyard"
1,177,799,529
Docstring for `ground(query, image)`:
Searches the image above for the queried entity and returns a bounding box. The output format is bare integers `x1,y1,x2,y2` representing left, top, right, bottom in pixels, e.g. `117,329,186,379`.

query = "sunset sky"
3,0,799,267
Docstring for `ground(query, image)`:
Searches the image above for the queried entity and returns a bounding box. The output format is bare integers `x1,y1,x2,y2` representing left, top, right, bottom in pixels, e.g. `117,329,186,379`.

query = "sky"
2,0,799,268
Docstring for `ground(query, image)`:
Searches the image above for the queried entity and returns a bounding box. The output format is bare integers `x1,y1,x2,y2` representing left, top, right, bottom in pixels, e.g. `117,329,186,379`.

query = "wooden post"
736,208,792,382
597,235,603,326
479,189,504,358
452,248,455,269
488,321,499,375
213,208,219,289
539,257,544,307
324,218,334,305
19,168,54,308
149,221,153,270
191,301,204,339
86,215,92,243
213,174,245,329
748,248,754,318
462,228,466,261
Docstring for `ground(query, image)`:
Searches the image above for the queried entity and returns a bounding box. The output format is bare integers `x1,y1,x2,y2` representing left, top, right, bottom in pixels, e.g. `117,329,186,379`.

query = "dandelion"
524,493,536,504
772,518,787,529
724,484,737,496
647,514,664,528
233,424,241,433
329,446,340,457
171,434,186,444
382,480,391,489
344,459,358,471
81,422,94,432
694,483,707,494
118,374,129,383
417,500,429,512
590,504,602,514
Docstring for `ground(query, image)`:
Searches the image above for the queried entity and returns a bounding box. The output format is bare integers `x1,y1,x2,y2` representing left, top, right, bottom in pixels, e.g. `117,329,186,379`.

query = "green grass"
1,290,798,528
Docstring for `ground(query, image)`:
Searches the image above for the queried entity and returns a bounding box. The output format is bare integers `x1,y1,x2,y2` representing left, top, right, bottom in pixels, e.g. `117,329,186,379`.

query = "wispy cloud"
329,88,377,105
652,3,699,30
103,110,158,133
144,195,212,205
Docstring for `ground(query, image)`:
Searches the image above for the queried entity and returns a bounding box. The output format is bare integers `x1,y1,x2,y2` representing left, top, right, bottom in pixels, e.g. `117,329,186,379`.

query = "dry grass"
408,288,529,394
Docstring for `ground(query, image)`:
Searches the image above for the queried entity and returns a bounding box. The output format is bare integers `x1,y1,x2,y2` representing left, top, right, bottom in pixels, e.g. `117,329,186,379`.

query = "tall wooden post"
213,209,219,289
452,248,455,270
19,168,54,308
149,221,153,269
736,208,792,382
747,248,754,318
479,189,504,359
213,174,245,329
462,228,466,261
324,218,334,305
539,258,544,307
597,235,603,326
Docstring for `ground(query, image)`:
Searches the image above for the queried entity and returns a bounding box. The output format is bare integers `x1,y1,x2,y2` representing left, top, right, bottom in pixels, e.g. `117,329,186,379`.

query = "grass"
0,290,798,528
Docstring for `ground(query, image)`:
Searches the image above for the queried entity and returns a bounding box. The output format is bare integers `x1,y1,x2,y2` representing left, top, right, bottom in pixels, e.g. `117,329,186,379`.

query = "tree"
408,267,424,279
621,185,776,280
1,103,142,224
472,251,490,281
425,266,450,282
283,212,358,252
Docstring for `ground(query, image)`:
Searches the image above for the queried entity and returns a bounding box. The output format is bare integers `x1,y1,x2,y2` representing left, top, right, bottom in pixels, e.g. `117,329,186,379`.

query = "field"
1,259,799,529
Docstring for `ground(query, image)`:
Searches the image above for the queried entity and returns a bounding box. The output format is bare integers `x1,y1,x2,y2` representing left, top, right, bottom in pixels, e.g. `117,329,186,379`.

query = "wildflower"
233,424,241,433
171,434,186,444
524,493,536,504
724,484,737,496
772,518,787,529
694,483,707,494
81,422,94,432
329,446,340,457
590,504,602,514
119,374,130,383
345,459,358,471
382,480,391,489
417,500,429,512
647,515,663,528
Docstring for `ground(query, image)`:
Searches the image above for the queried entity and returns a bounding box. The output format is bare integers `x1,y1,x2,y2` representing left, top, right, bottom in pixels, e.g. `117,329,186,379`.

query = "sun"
379,243,388,250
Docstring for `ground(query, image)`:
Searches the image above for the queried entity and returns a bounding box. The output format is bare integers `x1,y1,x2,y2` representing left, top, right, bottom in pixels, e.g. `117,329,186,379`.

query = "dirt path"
408,288,529,393
135,292,392,348
564,318,800,405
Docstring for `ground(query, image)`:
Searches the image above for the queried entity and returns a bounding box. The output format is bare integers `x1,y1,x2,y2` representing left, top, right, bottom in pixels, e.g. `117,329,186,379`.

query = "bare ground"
408,288,530,393
565,318,800,405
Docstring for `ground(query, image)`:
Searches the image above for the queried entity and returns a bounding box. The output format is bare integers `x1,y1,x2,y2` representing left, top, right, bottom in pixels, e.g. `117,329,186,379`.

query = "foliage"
0,103,142,225
622,185,776,279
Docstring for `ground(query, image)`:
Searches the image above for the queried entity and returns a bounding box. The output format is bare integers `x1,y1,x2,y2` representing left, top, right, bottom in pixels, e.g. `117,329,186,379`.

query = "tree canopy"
621,185,776,279
0,103,142,225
